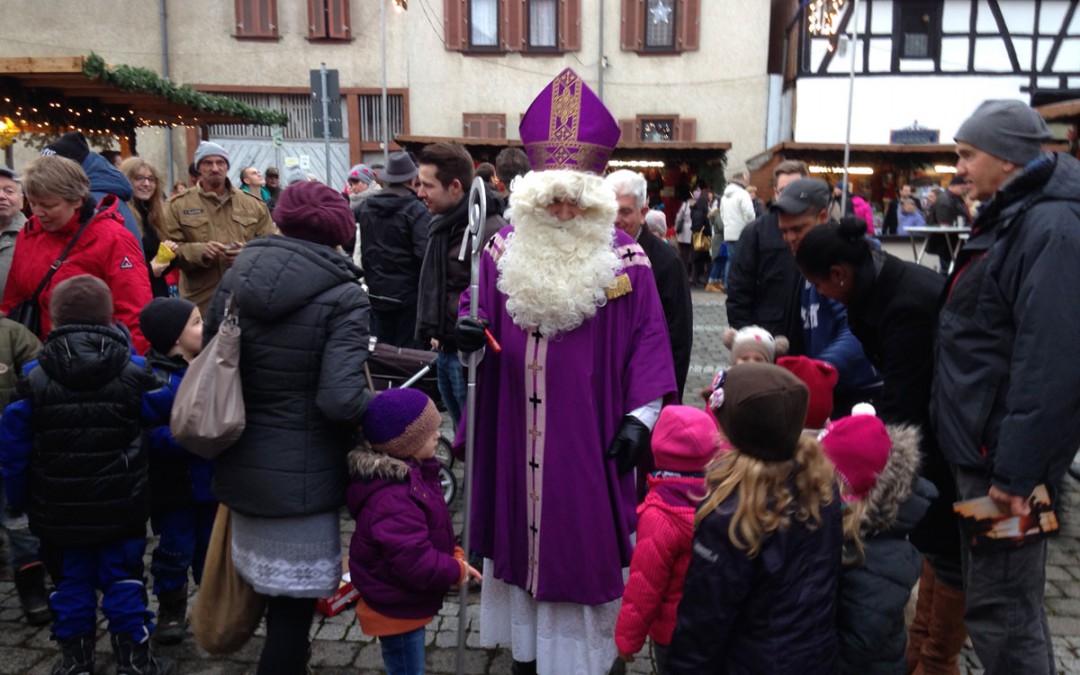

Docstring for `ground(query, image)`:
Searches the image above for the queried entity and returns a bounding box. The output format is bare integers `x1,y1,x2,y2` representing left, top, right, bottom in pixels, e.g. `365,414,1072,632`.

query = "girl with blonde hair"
120,157,176,298
668,362,843,674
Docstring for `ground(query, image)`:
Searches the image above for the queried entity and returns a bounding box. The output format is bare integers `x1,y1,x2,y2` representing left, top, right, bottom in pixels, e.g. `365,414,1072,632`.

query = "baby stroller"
363,338,457,505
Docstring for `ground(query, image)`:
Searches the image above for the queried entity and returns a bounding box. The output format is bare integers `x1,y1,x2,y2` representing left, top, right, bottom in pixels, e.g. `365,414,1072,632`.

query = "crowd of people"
0,67,1077,675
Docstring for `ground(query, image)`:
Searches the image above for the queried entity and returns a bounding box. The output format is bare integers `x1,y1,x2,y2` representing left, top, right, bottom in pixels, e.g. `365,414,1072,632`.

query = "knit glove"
606,416,651,476
455,317,489,354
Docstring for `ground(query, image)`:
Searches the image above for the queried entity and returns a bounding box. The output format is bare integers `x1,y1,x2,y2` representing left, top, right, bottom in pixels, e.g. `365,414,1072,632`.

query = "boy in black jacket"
0,275,174,675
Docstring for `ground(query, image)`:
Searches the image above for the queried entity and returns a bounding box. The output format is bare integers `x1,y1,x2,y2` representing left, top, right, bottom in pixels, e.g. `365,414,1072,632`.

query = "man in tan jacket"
163,141,275,313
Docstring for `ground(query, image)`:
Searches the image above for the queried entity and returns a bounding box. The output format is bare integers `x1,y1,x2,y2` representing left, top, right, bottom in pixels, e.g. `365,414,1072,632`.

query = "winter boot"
152,584,188,646
906,559,936,673
15,561,52,626
511,660,538,675
50,632,95,675
110,632,177,675
912,579,967,675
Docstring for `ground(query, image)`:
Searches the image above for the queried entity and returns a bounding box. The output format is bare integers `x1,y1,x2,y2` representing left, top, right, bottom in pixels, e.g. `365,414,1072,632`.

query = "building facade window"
895,1,939,60
621,0,699,54
235,0,278,39
644,0,676,51
308,0,351,40
529,0,558,50
620,116,697,142
446,0,580,53
463,113,507,139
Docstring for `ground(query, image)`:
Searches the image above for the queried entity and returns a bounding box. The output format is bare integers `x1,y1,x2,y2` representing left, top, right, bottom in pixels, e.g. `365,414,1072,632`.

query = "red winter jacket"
0,196,152,353
615,474,703,654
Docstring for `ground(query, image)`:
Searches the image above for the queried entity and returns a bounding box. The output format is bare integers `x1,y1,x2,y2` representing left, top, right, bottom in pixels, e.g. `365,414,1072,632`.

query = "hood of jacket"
345,446,442,515
226,236,361,322
82,152,133,202
860,423,931,537
723,183,745,198
38,324,136,391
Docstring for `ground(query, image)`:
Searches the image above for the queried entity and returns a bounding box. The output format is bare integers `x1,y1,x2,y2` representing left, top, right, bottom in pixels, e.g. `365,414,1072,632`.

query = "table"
905,226,972,274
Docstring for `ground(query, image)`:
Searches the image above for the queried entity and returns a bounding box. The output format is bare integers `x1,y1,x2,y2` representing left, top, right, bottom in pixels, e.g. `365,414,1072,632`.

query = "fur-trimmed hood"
860,424,935,537
347,446,410,482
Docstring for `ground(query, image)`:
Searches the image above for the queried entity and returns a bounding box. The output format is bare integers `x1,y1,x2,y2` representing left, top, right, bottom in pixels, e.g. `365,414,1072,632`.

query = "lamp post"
381,1,408,165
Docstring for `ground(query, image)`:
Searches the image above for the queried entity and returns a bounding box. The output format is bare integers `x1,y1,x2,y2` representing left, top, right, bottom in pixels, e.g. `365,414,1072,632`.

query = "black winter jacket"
204,236,374,518
638,228,693,401
725,211,802,350
845,252,956,558
668,489,843,674
24,324,158,546
932,153,1080,497
356,187,431,311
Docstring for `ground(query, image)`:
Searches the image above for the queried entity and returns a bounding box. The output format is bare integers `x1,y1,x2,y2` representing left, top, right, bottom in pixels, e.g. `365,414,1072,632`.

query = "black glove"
606,415,651,476
455,317,490,354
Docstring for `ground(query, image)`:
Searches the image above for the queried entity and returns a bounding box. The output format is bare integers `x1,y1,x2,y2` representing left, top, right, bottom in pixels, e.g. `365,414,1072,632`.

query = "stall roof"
0,54,286,137
394,134,730,163
1037,99,1080,124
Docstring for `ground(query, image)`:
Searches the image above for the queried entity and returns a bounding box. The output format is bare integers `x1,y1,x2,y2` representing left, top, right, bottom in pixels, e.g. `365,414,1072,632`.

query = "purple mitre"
519,68,621,174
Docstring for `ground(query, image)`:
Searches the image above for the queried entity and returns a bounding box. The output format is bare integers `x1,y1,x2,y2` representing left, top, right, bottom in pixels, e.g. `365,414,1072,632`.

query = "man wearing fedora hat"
355,152,430,348
932,99,1080,675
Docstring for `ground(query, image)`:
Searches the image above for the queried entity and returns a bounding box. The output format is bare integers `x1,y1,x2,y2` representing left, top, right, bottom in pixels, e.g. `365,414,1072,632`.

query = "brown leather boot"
912,577,967,675
906,559,936,673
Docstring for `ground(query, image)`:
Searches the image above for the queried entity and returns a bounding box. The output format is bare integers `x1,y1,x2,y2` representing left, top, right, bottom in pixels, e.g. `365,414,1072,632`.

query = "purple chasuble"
461,226,677,606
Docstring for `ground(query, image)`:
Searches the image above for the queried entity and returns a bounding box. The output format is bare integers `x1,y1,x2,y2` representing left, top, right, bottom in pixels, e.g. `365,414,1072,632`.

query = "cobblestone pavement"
2,285,1079,673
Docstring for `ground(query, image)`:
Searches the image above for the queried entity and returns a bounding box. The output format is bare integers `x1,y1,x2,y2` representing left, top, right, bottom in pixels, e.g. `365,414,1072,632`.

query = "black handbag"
7,213,94,335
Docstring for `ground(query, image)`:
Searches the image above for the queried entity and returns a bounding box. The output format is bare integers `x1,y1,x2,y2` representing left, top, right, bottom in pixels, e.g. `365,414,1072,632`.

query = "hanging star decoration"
649,0,672,25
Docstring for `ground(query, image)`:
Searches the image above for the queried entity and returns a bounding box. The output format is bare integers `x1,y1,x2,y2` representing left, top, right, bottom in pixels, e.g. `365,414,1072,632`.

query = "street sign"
272,126,284,148
310,69,342,138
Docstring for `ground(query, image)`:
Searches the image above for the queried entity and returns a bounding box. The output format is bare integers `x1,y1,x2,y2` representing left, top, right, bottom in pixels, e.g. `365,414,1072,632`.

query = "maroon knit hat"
272,180,355,248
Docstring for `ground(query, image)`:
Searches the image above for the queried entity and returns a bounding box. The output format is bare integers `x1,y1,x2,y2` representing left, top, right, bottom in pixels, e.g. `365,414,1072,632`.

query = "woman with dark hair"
794,217,966,675
203,180,373,674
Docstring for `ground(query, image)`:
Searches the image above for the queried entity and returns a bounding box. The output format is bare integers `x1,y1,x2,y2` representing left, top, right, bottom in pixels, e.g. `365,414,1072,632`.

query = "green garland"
83,53,288,127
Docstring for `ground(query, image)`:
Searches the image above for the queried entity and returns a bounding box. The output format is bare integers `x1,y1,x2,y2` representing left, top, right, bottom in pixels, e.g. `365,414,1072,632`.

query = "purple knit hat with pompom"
362,389,442,459
272,180,355,248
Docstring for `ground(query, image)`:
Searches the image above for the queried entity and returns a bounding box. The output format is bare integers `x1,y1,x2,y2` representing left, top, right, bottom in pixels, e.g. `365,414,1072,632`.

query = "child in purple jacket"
346,389,481,675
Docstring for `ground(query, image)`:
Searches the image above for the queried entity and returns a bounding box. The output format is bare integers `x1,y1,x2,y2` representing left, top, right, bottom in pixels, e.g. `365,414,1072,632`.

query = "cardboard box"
315,558,360,617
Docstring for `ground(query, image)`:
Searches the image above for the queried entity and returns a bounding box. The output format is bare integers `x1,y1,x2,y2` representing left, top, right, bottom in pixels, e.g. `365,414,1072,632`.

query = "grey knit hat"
193,141,230,169
954,100,1051,166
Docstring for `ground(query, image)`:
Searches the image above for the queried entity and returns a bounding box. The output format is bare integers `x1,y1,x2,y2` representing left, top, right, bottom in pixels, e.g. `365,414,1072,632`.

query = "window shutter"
236,0,278,37
329,0,350,39
621,0,644,51
559,0,581,52
485,115,507,139
676,117,696,141
676,0,699,51
504,0,525,51
444,0,467,51
619,119,638,144
308,0,327,38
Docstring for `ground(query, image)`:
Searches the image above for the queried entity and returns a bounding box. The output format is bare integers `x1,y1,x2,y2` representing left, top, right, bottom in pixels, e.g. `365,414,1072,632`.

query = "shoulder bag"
7,215,94,335
170,295,245,458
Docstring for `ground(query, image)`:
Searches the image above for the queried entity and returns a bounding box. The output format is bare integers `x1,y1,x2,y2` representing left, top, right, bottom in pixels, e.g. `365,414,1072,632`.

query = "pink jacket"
615,474,703,653
852,196,875,235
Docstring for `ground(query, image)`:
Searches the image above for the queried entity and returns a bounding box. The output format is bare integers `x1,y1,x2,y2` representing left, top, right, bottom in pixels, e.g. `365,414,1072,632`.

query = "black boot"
50,632,95,675
511,660,538,675
110,632,176,675
15,561,52,626
153,584,187,646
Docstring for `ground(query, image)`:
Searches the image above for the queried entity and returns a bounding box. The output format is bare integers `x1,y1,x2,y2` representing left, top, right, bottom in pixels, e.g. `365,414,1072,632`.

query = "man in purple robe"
455,69,677,675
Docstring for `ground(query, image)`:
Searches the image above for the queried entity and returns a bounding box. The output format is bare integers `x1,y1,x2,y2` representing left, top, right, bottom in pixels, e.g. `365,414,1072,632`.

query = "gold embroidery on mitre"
605,274,633,300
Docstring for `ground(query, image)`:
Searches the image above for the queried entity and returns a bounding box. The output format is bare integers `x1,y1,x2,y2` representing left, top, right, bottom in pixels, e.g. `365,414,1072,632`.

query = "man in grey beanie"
932,99,1080,675
161,140,275,314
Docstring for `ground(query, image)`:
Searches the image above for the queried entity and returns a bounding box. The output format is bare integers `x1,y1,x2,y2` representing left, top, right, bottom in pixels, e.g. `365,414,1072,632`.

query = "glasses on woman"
134,175,157,184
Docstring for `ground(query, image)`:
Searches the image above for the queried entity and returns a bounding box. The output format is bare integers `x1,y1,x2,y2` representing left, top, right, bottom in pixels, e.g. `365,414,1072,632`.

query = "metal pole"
381,0,390,165
840,0,859,218
321,63,332,185
455,178,487,675
160,0,175,188
598,0,605,101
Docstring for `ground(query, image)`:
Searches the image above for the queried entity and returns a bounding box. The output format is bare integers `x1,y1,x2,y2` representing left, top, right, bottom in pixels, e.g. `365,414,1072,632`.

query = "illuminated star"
649,0,672,25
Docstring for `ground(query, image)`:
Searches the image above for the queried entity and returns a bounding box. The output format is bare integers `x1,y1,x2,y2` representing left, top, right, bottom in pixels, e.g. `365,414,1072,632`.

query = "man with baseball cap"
161,141,275,314
932,99,1080,675
773,177,881,417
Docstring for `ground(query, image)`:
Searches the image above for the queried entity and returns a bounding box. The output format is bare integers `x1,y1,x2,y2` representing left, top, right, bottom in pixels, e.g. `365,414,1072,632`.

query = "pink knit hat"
819,404,890,502
650,405,718,473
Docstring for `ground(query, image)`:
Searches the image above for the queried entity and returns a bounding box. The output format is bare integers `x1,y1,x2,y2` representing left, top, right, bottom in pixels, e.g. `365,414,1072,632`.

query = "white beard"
498,171,621,336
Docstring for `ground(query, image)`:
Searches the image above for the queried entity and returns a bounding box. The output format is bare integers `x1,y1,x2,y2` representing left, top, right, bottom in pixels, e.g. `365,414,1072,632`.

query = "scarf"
416,196,469,342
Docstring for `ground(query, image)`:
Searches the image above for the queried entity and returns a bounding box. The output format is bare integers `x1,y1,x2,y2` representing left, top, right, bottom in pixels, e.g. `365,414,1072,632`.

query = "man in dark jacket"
356,153,430,347
0,275,173,675
42,131,142,242
932,99,1080,675
415,143,503,427
725,159,808,343
606,169,693,401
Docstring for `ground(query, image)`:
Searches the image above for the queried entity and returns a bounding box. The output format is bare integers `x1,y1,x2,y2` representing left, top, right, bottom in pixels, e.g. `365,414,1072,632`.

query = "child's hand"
466,564,483,582
618,652,635,663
